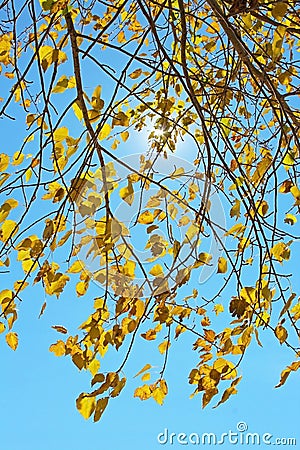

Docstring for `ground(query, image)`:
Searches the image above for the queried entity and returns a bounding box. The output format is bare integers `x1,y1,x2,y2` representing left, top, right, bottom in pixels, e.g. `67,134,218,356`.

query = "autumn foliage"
1,0,300,420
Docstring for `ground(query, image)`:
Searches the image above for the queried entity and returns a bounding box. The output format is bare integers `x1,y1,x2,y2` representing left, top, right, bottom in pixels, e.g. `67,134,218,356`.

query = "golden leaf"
275,361,300,388
225,223,246,237
6,331,18,350
52,325,68,334
1,220,19,242
158,340,170,354
88,359,100,376
117,31,126,43
67,260,84,273
129,68,142,79
272,26,286,61
76,281,88,296
0,154,9,172
112,111,129,127
12,152,24,166
271,2,288,20
72,101,83,121
134,384,152,400
284,214,297,225
94,397,109,422
214,304,224,315
49,340,66,356
98,123,111,141
270,242,290,262
230,199,240,219
275,324,288,344
76,394,96,420
53,126,68,142
119,181,134,205
149,264,164,277
121,131,129,142
134,363,152,378
141,372,151,381
217,257,227,274
138,210,154,225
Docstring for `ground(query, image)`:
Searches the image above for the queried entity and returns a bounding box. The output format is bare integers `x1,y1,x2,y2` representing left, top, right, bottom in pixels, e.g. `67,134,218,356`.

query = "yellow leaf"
119,181,134,205
256,200,269,217
255,311,270,327
206,21,220,34
117,30,126,43
141,372,151,381
1,220,18,242
138,210,154,224
94,397,109,422
76,281,88,296
283,151,296,170
134,363,152,378
194,252,212,267
275,324,288,344
152,380,168,405
271,2,288,20
0,154,9,172
230,199,240,219
291,302,300,321
284,213,297,225
129,68,142,79
88,359,100,376
6,332,18,350
134,384,152,400
121,131,129,142
149,264,164,277
52,75,69,93
0,322,5,333
225,223,246,237
57,230,72,247
272,26,286,61
13,280,28,292
123,260,136,278
67,260,84,273
25,168,32,182
217,257,227,274
72,101,83,121
0,289,13,305
172,240,181,260
76,394,96,420
53,126,68,142
112,111,130,127
290,185,300,201
91,85,104,110
12,152,24,166
214,303,224,315
22,258,38,273
49,340,66,356
98,123,111,141
275,361,300,388
184,223,200,243
270,242,290,262
158,340,170,354
214,358,237,380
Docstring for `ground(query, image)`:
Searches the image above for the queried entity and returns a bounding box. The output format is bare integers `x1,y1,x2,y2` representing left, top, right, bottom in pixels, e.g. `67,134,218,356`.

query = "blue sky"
0,279,299,450
1,3,300,449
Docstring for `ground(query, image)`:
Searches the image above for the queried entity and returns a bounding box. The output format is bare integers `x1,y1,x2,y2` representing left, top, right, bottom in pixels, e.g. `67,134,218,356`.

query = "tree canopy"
0,0,300,421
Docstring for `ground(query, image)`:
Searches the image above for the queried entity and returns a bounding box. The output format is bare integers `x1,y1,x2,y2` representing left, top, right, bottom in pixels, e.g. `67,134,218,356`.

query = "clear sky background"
1,4,300,449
